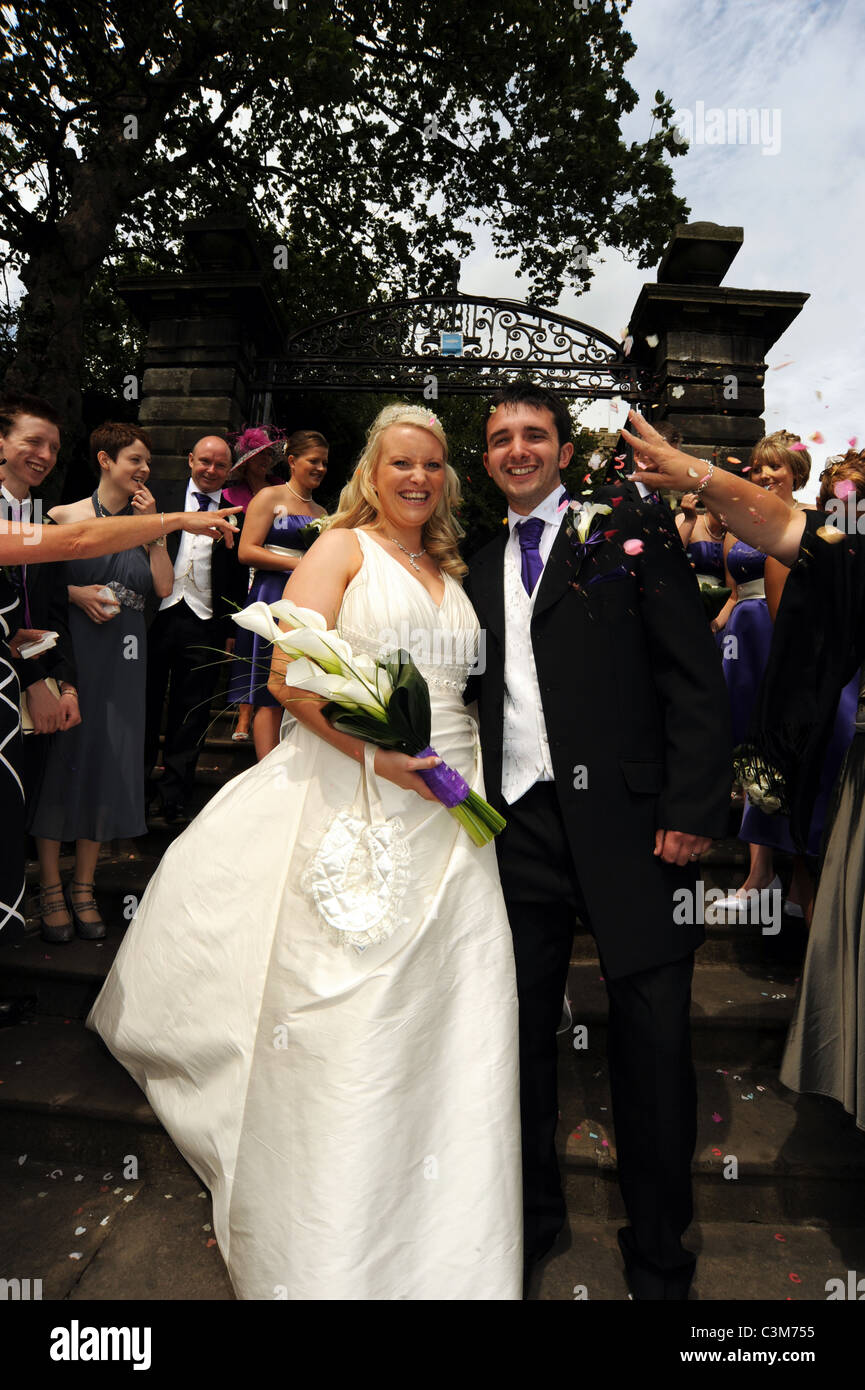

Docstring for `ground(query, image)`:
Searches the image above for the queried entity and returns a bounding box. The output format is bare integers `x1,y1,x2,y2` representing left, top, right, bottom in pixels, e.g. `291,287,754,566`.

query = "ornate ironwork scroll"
251,295,654,402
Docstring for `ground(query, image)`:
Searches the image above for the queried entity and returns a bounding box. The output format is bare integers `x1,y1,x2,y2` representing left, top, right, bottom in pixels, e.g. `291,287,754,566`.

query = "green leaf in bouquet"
326,707,406,749
699,582,731,622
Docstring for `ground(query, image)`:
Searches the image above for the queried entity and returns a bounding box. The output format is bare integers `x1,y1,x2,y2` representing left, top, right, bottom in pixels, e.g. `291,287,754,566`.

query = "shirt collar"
1,483,31,514
508,485,568,536
186,480,222,504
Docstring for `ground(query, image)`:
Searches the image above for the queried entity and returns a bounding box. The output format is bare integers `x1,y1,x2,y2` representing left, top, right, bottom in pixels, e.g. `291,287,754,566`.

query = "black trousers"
144,602,223,807
497,782,697,1299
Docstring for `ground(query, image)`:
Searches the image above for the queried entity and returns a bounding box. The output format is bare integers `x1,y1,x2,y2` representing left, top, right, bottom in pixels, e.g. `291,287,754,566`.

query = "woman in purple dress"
715,433,855,919
231,430,328,760
223,427,285,742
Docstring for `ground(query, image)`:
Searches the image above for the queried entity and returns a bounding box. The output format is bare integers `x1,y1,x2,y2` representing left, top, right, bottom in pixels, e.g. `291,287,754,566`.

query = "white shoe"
712,873,782,914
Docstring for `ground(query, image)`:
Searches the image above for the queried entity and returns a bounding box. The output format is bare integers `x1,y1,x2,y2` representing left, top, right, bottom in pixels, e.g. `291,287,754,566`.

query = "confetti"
100,1216,111,1227
808,432,824,444
123,1194,134,1203
163,1194,173,1200
622,335,633,357
73,1174,83,1183
17,1154,26,1165
726,457,741,465
102,1172,113,1181
789,1272,801,1283
849,437,858,449
206,1238,218,1248
817,525,844,544
601,1139,609,1147
589,1131,598,1139
815,390,823,401
646,334,659,348
741,1093,754,1101
203,1223,212,1232
770,360,794,370
50,1169,63,1180
69,1253,83,1261
789,442,808,451
74,1226,86,1235
687,467,699,478
712,1148,722,1157
623,539,644,556
113,1187,124,1195
671,385,685,399
756,1085,766,1093
774,1233,786,1242
711,1112,723,1123
614,454,627,463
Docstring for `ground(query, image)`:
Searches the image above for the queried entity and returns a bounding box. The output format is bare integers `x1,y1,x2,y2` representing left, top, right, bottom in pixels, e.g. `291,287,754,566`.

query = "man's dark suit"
144,481,246,812
465,483,731,1297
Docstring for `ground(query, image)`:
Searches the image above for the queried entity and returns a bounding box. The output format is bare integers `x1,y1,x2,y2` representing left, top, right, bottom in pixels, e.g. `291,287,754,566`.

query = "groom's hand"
654,829,712,866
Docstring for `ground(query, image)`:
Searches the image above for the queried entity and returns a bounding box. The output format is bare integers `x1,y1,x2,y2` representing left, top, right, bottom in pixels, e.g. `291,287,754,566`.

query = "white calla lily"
232,601,283,642
275,627,354,674
269,600,328,632
575,502,612,544
284,659,386,719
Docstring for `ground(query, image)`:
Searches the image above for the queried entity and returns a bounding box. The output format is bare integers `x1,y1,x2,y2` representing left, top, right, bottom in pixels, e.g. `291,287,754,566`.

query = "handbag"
21,676,62,734
302,743,412,953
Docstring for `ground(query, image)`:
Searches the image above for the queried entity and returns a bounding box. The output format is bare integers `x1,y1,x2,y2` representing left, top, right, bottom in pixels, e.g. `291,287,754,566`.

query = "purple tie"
516,517,545,595
193,491,212,511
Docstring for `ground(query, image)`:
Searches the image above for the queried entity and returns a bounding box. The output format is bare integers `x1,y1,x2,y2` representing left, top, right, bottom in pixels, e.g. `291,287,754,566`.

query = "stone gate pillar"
117,216,284,481
627,222,808,463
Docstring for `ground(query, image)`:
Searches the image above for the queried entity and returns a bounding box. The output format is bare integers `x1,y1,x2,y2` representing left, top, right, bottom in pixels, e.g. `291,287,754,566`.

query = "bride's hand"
374,748,443,801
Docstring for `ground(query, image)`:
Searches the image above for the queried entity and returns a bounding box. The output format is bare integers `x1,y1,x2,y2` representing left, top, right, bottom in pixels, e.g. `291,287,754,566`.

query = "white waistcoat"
501,540,554,805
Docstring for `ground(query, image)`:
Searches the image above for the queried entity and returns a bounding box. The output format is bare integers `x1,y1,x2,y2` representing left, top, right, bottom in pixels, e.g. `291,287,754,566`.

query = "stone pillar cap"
657,222,744,286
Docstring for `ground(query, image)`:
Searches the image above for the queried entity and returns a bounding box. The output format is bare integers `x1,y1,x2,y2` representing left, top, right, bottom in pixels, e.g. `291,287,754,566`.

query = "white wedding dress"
88,530,522,1300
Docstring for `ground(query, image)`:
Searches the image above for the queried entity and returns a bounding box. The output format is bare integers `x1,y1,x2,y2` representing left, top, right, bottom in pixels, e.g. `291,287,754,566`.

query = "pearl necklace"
389,536,426,571
287,480,313,503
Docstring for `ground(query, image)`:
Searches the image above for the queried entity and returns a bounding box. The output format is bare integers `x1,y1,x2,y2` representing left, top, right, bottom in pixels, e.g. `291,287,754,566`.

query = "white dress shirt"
159,480,222,620
500,486,568,805
1,483,32,522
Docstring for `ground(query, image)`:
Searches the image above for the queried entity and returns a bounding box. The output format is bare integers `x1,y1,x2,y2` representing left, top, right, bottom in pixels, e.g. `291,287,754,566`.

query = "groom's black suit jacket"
464,483,732,980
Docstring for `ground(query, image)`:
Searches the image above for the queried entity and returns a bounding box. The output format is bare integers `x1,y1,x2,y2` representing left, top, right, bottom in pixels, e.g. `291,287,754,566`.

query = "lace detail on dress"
301,744,413,953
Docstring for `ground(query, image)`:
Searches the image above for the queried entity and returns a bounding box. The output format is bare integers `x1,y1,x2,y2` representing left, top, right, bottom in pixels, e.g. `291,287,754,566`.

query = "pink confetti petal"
623,538,644,556
809,432,824,444
849,437,859,449
789,442,808,451
711,1112,723,1123
834,479,855,500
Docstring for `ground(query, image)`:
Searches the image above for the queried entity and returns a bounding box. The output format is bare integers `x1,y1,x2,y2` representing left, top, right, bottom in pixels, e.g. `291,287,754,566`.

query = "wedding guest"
676,494,728,594
30,424,174,940
0,445,239,977
144,436,249,824
232,430,328,760
0,394,80,819
621,415,865,1137
713,432,812,914
221,427,284,742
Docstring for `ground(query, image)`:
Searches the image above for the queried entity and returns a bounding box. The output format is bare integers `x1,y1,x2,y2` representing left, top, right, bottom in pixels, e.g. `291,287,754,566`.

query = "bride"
88,404,523,1300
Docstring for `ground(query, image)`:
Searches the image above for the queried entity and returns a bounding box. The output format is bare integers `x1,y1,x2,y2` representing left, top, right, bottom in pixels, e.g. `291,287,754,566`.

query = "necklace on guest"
94,489,132,518
704,516,726,542
287,480,313,503
389,536,426,572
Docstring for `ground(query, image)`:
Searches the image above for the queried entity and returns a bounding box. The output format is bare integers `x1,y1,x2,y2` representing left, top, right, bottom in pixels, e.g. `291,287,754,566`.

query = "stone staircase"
2,744,865,1301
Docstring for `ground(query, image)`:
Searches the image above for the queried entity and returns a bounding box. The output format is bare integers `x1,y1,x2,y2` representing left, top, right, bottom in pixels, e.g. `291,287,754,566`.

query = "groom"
465,384,731,1299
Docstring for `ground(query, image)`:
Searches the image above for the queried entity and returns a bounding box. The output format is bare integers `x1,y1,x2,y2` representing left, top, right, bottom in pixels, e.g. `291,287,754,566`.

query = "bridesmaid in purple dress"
222,427,284,742
715,433,856,919
232,430,328,760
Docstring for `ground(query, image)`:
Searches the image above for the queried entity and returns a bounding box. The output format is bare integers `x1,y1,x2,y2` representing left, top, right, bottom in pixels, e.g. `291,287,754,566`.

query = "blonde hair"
817,449,865,510
323,403,466,579
750,430,811,491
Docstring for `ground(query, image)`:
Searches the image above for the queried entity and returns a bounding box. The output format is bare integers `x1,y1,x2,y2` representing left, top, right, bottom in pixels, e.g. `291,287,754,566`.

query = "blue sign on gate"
440,331,463,356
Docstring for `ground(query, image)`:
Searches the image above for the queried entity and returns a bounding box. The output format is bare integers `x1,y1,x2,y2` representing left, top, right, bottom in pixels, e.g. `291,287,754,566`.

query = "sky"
460,0,865,500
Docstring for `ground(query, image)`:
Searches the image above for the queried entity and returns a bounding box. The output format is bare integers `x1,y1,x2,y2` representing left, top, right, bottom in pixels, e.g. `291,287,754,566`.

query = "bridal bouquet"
732,745,789,816
232,599,506,846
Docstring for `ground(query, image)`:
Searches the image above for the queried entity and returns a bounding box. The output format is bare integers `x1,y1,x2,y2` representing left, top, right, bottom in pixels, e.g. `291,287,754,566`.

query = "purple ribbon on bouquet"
416,745,470,808
570,529,607,565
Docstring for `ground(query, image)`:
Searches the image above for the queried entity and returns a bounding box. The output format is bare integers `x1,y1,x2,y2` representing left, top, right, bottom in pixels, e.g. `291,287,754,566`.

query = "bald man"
144,436,247,822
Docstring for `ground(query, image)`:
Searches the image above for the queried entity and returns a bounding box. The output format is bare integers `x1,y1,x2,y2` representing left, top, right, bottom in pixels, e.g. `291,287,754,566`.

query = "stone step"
4,1148,862,1303
531,1216,865,1302
0,1154,233,1301
562,962,799,1068
1,1015,862,1231
557,1045,865,1228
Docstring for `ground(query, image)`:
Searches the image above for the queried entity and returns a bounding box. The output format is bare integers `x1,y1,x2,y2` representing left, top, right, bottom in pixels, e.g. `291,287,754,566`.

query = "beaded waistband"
105,580,146,612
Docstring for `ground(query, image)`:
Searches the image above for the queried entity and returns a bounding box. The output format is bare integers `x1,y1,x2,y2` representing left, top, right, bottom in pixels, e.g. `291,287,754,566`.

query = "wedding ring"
689,852,699,860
